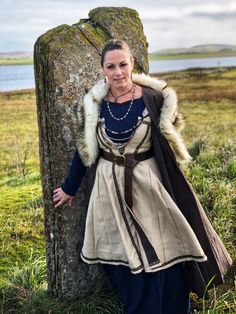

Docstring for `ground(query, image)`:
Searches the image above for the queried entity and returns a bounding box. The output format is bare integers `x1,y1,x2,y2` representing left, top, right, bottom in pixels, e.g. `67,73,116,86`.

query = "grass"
0,90,44,283
160,67,236,313
1,251,121,314
0,57,33,65
158,67,236,251
0,68,235,313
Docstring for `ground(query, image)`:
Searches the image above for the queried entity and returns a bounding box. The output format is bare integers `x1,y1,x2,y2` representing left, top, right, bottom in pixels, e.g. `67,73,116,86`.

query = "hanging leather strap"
100,148,160,266
100,148,154,209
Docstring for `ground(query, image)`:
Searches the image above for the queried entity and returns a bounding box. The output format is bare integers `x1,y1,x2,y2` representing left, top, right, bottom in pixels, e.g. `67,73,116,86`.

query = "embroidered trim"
81,251,207,274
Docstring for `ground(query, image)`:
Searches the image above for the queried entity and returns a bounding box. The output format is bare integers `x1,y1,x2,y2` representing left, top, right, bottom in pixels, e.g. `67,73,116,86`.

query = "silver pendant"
118,146,125,154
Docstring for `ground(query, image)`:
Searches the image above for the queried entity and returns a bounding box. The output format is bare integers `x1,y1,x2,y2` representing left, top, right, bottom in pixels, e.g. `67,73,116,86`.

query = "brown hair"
100,39,132,67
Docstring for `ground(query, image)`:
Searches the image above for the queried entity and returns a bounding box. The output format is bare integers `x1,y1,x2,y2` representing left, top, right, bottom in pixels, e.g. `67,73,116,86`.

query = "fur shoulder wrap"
72,73,192,166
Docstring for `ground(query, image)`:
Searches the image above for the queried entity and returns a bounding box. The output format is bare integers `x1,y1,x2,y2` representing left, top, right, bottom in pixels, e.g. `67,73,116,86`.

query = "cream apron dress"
81,111,207,273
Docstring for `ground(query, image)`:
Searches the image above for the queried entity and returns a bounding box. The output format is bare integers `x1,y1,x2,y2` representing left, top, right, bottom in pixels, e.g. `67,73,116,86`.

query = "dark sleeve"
61,150,87,196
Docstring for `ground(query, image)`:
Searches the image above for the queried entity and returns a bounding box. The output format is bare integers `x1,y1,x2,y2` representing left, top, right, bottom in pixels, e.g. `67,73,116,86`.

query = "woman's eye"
107,65,114,69
120,63,127,67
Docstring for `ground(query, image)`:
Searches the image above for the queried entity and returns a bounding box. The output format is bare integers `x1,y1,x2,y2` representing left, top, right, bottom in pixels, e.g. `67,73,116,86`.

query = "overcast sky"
1,0,236,53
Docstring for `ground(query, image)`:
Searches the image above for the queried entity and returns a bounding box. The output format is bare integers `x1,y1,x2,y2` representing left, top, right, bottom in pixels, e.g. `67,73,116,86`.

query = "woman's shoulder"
141,85,164,100
133,73,172,103
132,73,168,94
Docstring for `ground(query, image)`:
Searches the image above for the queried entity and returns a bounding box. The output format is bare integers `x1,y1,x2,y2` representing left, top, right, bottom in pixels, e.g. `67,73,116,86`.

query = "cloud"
140,2,236,51
140,2,236,20
183,2,236,19
191,12,236,20
146,16,236,51
0,0,236,52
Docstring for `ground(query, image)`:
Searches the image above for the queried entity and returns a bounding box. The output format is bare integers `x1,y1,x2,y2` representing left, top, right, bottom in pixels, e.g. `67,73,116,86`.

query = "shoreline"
1,66,236,93
0,88,35,96
1,51,236,66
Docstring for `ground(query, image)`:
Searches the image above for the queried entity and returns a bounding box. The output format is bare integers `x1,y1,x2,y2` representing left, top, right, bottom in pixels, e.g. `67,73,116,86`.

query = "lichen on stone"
34,6,150,299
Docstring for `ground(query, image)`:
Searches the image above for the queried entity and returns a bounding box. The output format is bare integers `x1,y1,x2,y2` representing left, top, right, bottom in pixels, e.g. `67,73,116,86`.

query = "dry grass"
0,68,235,313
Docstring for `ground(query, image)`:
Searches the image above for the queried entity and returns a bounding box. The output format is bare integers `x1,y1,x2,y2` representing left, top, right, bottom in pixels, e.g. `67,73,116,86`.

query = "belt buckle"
114,155,126,166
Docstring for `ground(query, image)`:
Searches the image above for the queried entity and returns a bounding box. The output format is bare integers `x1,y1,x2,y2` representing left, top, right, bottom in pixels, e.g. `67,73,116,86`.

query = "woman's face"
102,48,134,90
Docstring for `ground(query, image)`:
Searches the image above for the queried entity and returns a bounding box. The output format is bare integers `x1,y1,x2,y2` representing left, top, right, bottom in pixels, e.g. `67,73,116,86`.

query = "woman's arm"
53,150,87,208
61,150,87,196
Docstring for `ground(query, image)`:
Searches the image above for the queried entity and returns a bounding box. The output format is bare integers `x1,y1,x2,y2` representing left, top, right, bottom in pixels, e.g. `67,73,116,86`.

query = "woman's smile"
114,77,125,83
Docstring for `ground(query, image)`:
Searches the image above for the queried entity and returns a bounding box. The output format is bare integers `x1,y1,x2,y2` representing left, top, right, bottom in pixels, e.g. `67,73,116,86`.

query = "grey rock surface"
34,6,148,299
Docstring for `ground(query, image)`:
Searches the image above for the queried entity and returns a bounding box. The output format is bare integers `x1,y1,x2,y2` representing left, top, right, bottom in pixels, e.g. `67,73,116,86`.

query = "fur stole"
72,73,192,166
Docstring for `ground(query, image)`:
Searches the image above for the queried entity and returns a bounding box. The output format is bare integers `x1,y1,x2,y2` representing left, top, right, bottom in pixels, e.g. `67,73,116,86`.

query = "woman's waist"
99,147,154,166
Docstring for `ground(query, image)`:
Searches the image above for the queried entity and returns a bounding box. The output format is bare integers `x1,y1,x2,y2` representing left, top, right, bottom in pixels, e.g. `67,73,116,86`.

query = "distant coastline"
0,57,33,66
0,51,33,65
1,51,236,66
1,44,236,65
150,43,236,60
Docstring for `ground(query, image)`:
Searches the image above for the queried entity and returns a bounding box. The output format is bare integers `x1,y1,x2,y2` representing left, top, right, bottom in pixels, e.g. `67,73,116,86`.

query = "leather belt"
100,148,154,209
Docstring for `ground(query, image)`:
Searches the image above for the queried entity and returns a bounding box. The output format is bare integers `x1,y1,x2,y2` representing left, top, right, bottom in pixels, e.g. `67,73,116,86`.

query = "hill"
155,44,236,55
0,51,33,58
0,51,33,65
149,44,236,60
1,44,236,65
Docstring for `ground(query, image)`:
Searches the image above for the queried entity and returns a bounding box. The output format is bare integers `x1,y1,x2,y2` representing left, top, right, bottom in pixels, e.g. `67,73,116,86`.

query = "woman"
53,40,232,314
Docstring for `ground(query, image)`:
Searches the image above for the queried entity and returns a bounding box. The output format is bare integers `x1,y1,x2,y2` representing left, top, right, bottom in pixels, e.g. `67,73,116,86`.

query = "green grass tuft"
0,251,122,313
0,68,235,313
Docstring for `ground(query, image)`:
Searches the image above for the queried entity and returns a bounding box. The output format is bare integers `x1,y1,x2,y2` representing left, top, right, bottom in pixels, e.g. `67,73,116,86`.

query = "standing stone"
34,7,148,299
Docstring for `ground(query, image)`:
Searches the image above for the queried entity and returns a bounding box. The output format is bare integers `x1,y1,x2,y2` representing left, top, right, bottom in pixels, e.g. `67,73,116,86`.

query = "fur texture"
73,73,191,166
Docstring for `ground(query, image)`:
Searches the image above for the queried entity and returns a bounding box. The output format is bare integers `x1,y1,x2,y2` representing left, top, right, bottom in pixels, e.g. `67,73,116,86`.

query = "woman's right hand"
53,187,74,208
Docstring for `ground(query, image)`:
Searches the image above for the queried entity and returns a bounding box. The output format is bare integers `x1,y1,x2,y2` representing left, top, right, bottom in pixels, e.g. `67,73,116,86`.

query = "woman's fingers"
54,197,73,208
68,197,73,206
53,194,61,202
53,187,74,208
53,187,61,194
54,199,64,208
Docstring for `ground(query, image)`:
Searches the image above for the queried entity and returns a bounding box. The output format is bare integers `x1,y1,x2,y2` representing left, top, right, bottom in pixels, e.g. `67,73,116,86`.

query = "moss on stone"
88,7,149,73
35,7,149,73
76,21,109,53
37,24,90,57
89,7,139,21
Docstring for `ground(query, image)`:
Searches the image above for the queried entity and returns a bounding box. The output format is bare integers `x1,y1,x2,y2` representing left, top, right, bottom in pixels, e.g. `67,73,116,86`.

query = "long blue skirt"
103,263,190,314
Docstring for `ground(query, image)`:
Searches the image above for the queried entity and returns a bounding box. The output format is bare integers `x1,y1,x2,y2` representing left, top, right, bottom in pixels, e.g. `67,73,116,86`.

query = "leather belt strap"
100,148,154,209
101,148,160,266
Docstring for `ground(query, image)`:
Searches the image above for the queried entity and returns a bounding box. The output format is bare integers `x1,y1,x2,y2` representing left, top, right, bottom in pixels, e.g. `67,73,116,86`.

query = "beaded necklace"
104,116,142,135
106,84,136,121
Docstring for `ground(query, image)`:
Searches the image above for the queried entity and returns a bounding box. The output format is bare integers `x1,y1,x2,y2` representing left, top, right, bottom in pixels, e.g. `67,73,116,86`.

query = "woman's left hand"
53,187,74,208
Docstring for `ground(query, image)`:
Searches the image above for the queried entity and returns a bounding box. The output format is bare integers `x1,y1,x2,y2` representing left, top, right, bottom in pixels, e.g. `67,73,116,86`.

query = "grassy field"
0,57,33,66
0,68,235,313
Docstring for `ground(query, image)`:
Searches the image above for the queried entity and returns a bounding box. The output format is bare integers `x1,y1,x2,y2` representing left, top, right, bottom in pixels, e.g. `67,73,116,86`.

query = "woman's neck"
110,82,133,97
106,84,142,103
109,83,135,104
